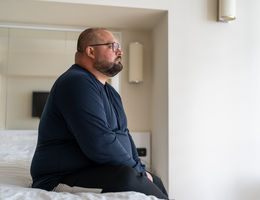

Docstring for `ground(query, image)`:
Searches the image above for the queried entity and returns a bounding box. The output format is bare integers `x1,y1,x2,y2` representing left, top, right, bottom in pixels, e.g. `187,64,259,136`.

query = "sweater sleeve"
55,75,139,170
127,130,146,175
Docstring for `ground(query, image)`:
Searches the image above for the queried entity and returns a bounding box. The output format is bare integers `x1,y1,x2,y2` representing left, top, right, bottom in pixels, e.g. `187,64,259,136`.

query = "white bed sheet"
0,184,160,200
0,131,163,200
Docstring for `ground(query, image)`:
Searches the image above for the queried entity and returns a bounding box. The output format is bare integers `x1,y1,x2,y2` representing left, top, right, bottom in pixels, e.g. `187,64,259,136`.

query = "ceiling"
0,0,167,30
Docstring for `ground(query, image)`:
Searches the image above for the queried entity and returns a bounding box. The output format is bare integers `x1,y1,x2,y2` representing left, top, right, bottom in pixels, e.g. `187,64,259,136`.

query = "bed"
0,130,162,200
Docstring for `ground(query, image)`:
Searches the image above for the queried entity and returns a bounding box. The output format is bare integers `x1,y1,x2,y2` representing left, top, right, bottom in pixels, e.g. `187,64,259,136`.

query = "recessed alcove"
0,0,169,190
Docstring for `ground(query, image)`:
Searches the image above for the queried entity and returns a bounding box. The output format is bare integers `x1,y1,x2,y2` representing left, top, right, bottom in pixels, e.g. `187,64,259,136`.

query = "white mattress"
0,131,162,200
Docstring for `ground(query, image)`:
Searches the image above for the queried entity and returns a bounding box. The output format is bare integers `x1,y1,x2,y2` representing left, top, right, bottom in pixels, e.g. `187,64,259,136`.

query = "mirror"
0,27,121,129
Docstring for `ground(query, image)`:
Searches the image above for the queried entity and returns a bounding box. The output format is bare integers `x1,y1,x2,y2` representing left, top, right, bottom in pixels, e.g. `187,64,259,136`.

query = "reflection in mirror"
0,26,121,130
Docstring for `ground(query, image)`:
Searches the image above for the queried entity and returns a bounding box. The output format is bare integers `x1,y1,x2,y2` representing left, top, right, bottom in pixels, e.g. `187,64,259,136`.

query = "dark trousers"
61,164,168,199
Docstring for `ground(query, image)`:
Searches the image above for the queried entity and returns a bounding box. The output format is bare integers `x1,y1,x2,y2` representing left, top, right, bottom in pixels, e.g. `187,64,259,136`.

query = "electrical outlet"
137,148,146,157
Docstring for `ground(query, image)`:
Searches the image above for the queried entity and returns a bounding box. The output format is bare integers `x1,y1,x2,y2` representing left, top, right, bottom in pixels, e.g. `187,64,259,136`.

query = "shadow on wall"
234,179,260,200
207,0,218,21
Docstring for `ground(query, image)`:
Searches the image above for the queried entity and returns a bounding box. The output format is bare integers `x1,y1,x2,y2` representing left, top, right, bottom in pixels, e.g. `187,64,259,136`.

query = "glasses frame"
89,42,120,52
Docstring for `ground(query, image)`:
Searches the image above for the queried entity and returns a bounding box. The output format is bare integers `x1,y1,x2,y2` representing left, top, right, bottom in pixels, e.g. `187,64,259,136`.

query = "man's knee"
113,165,141,188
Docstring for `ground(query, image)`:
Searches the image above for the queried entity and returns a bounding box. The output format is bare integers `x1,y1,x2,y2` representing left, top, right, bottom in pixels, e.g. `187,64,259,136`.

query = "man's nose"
116,48,123,56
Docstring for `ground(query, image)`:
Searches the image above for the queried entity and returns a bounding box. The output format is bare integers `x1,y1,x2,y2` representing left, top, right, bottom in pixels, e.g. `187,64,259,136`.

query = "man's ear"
86,46,95,59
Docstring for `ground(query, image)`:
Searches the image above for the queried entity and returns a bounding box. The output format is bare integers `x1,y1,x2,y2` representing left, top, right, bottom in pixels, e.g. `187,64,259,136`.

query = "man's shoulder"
57,65,96,88
62,64,92,80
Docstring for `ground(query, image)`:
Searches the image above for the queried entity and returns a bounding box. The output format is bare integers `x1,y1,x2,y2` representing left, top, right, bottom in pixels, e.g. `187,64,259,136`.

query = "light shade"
218,0,236,22
129,42,143,83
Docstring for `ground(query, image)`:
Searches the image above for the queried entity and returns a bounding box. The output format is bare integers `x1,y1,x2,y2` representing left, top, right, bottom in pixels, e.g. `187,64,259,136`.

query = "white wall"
40,0,170,10
171,0,260,200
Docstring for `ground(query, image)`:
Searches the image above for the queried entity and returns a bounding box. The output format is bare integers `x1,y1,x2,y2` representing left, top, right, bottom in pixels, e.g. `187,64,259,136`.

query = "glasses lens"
113,43,120,52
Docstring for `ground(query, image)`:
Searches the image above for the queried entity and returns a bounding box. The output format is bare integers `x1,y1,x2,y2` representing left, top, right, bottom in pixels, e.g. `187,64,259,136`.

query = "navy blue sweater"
30,64,146,191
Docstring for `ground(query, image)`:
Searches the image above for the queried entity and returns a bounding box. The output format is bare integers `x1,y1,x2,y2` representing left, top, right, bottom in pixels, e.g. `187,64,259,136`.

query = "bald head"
77,28,108,53
75,28,123,84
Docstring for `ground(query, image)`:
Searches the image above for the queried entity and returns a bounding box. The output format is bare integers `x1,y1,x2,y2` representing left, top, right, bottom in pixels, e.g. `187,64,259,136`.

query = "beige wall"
0,28,8,128
120,29,153,132
0,27,153,132
151,13,168,189
0,74,7,128
7,29,68,76
6,76,56,129
0,28,78,129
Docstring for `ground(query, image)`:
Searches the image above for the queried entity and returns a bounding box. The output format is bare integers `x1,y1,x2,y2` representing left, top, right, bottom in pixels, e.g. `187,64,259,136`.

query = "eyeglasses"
89,42,121,52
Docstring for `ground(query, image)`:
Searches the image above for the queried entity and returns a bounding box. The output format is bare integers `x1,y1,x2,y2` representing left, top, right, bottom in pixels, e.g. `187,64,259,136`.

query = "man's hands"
146,171,153,182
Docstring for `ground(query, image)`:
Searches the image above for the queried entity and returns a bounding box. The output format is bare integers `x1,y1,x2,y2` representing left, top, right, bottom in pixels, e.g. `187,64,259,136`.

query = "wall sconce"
218,0,236,22
129,42,143,83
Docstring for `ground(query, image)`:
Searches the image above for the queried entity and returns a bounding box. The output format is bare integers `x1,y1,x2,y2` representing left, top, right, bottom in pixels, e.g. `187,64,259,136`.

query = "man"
30,28,168,199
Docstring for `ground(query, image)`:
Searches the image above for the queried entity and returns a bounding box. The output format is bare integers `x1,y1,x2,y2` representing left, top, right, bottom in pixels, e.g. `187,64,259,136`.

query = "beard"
93,56,123,77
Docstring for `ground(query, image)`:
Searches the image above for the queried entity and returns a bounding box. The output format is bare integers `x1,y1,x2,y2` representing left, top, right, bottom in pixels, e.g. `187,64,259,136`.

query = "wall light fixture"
129,42,143,83
218,0,236,23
